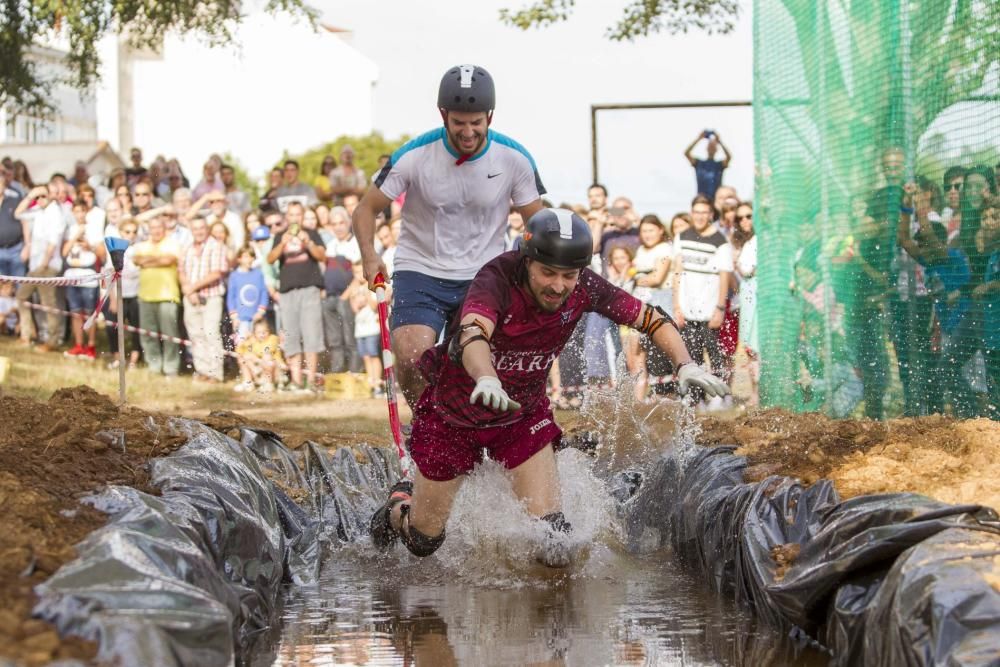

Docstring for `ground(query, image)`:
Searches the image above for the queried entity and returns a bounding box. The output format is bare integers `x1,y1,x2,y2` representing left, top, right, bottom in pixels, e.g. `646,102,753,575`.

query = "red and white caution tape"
16,297,329,382
0,269,114,287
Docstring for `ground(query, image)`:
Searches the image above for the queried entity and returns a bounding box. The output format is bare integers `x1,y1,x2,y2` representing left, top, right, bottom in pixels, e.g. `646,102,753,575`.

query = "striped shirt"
180,238,229,298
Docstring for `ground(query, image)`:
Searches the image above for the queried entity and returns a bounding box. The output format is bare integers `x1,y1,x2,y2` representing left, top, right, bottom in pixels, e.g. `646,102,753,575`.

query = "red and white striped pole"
373,273,411,479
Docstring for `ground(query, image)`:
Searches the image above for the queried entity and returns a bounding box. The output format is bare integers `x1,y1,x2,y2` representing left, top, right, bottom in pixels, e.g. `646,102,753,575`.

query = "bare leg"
305,351,319,388
391,324,438,406
509,444,561,518
390,468,464,538
288,352,303,386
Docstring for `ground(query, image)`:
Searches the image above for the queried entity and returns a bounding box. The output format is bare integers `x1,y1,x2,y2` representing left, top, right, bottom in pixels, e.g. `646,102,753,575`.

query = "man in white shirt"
353,64,545,404
323,206,363,373
14,182,67,351
673,194,733,403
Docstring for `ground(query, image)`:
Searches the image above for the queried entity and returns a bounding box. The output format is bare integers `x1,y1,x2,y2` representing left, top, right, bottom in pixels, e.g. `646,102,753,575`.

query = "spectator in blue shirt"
227,246,269,342
684,129,732,201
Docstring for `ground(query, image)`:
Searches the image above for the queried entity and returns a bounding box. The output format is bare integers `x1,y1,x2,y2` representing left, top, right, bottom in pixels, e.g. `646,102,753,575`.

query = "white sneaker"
706,396,725,412
257,381,275,393
234,381,254,393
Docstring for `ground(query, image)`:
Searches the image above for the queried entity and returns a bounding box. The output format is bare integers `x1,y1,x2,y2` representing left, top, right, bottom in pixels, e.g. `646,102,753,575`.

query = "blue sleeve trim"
490,131,538,169
376,127,445,188
491,130,547,196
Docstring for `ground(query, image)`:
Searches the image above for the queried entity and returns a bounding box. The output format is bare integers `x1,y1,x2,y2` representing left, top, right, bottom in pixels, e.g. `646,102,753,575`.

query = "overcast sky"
316,0,754,217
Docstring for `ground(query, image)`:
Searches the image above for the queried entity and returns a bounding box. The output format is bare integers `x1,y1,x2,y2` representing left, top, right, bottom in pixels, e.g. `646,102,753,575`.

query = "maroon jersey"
418,251,642,428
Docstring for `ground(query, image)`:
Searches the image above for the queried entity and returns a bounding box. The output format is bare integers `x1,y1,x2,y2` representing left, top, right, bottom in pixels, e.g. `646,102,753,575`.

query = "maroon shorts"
409,395,563,482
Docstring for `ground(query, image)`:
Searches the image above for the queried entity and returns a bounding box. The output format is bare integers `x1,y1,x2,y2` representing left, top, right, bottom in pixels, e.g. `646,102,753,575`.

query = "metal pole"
589,100,753,185
116,278,126,405
591,105,599,185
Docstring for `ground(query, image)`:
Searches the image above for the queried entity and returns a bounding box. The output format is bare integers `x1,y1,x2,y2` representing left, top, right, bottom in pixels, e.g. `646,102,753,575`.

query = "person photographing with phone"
267,201,327,392
684,129,732,202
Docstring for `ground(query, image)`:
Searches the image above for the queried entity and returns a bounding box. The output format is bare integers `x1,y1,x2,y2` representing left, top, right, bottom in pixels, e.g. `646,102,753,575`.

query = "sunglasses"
737,213,753,221
946,183,962,192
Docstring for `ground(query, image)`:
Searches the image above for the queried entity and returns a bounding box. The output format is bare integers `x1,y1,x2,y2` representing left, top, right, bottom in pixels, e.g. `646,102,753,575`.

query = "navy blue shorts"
66,285,99,313
390,270,472,334
356,334,380,358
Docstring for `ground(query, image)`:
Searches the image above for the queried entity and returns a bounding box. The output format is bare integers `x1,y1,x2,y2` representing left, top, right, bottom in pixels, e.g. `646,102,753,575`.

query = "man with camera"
267,201,326,392
684,129,732,201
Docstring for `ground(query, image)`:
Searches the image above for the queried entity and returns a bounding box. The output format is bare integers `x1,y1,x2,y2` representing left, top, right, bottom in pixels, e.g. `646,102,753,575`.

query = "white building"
2,14,378,182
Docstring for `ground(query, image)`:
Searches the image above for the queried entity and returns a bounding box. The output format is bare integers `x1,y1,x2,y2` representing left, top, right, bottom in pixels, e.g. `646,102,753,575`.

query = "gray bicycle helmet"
521,209,593,270
438,65,495,113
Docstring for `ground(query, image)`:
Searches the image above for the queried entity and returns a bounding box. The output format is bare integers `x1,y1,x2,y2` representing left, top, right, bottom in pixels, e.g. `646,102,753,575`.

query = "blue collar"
442,129,493,163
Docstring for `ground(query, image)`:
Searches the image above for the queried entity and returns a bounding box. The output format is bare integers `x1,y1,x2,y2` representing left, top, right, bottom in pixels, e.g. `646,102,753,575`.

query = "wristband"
900,206,914,215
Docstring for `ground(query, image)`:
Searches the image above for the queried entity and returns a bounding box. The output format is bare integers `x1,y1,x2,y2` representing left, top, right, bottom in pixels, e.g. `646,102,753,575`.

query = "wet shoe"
370,480,413,551
536,512,573,568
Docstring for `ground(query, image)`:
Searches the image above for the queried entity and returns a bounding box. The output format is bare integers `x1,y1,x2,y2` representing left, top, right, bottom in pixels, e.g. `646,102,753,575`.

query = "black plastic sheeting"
28,414,1000,666
32,420,393,667
622,442,1000,666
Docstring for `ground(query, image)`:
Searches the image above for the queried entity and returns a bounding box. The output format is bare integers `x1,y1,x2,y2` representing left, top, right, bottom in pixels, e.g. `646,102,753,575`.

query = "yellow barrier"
324,372,370,399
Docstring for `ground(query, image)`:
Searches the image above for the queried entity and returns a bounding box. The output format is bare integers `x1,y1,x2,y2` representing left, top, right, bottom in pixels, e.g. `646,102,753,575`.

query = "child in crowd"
210,220,235,267
234,319,284,393
107,219,143,369
227,246,270,342
0,282,19,336
63,200,104,360
347,260,384,397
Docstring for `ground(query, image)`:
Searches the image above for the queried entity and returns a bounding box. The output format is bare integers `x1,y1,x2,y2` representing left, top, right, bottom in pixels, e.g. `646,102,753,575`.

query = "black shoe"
370,480,413,551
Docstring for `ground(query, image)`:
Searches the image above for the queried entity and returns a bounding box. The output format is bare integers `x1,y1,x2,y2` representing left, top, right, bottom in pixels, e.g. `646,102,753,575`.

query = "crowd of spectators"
2,134,994,417
543,129,756,411
789,148,1000,419
0,147,400,396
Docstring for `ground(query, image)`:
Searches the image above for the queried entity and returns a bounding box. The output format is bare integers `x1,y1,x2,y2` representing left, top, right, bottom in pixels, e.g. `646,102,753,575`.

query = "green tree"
284,132,412,194
499,0,740,40
1,0,315,117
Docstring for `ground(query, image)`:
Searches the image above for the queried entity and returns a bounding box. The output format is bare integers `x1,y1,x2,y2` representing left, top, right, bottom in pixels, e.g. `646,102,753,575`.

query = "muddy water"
255,446,829,667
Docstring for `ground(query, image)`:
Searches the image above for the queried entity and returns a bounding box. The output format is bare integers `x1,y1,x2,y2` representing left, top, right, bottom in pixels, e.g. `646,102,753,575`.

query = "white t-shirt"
28,202,67,272
381,246,396,279
355,303,380,339
325,234,361,263
633,241,673,301
375,127,545,280
675,225,734,322
63,219,105,283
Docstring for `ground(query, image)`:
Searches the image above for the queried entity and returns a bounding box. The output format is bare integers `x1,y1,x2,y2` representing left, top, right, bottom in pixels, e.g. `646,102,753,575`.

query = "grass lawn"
0,336,406,443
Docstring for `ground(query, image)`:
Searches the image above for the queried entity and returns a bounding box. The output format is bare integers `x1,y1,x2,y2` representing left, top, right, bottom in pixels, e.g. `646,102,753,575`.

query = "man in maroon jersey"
370,209,728,567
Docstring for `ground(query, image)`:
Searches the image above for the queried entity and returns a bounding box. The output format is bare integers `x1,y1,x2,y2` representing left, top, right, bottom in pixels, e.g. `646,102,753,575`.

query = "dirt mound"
698,409,1000,510
0,386,188,666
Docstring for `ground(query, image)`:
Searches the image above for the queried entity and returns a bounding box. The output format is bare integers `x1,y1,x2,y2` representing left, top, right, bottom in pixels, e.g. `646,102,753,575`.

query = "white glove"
470,376,522,412
677,363,729,398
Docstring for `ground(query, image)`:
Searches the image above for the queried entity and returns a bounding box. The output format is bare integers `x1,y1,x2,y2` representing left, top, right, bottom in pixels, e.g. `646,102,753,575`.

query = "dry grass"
0,337,407,439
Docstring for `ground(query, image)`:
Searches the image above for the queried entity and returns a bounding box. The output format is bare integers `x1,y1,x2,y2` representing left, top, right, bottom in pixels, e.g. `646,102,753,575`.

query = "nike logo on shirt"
488,173,502,179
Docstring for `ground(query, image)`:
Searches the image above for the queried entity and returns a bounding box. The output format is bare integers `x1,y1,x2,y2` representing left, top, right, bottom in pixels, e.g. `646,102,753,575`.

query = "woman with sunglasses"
733,202,758,405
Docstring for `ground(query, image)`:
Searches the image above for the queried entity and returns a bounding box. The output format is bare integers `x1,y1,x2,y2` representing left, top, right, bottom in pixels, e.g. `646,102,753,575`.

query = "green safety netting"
753,0,1000,419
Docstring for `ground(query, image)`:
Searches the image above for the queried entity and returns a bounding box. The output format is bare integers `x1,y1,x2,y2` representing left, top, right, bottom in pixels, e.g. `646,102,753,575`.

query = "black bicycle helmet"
438,65,495,113
521,209,593,270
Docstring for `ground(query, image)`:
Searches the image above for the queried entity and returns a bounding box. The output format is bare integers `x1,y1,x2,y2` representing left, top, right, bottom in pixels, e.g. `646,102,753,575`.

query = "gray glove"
677,363,729,397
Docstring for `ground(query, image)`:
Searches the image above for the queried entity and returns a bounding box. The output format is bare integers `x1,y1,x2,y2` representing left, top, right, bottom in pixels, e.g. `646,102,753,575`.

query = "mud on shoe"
536,511,573,568
370,480,413,551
